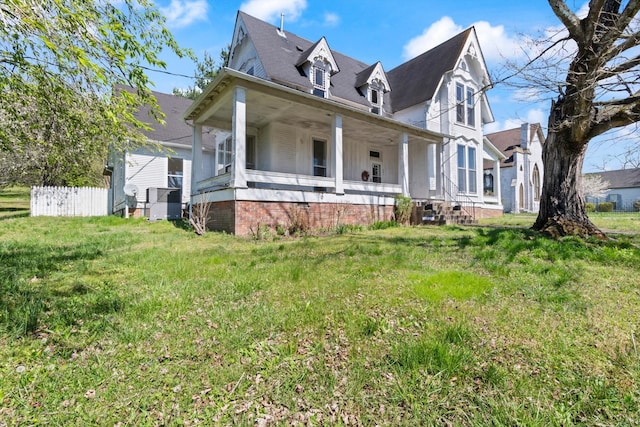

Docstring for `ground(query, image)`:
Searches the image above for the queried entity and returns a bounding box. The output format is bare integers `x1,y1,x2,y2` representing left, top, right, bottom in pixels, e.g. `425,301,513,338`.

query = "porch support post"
427,143,437,193
398,133,410,196
332,114,344,195
494,159,501,203
191,124,203,194
230,86,247,189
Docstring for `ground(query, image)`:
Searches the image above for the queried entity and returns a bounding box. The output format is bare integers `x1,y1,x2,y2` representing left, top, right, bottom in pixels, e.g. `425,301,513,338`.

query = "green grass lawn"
1,199,640,424
0,187,30,220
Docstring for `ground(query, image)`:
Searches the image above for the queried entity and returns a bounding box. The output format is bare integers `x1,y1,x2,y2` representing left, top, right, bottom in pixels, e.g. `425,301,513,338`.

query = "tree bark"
532,115,607,239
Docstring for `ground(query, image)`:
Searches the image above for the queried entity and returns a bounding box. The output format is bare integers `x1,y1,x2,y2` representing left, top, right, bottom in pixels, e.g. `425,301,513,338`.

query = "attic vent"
296,45,303,52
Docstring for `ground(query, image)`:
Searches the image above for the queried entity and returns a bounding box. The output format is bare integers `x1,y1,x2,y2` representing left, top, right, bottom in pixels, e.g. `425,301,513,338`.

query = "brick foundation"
201,200,395,236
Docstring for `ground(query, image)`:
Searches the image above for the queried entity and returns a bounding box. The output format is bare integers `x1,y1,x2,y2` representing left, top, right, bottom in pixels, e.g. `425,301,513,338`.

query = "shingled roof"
586,168,640,189
118,85,215,149
387,28,472,113
237,11,475,113
486,123,544,167
238,11,371,107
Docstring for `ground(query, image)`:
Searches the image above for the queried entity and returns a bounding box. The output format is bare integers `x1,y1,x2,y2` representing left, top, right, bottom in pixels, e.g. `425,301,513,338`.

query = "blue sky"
149,0,635,172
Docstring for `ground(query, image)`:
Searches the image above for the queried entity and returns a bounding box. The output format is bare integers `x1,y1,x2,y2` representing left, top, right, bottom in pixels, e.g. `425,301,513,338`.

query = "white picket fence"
30,186,109,217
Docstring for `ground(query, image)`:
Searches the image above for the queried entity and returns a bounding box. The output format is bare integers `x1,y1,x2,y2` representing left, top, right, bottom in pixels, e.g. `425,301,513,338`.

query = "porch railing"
196,170,401,195
441,174,477,220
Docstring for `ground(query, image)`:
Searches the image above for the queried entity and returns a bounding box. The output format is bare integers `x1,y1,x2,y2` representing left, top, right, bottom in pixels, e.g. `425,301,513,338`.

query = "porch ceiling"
193,72,442,147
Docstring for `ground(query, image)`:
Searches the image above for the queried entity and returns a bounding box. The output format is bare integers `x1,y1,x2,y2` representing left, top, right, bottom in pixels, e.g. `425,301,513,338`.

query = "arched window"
519,184,525,210
533,164,541,201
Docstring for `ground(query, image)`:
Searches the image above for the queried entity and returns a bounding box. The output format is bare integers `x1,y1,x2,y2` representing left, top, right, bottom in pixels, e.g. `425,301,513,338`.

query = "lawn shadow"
0,238,114,337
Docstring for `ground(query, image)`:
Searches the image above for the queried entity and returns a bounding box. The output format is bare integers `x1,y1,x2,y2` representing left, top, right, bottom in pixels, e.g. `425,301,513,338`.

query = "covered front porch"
185,69,445,211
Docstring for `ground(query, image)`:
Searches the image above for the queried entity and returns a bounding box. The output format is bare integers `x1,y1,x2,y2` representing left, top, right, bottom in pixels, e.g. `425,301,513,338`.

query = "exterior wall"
393,104,426,129
500,166,517,213
203,199,394,235
111,145,195,217
591,187,640,211
229,25,267,78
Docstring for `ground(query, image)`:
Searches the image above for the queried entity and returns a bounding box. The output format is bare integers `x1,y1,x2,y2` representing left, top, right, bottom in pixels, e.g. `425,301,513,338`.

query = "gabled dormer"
355,62,391,115
296,37,339,98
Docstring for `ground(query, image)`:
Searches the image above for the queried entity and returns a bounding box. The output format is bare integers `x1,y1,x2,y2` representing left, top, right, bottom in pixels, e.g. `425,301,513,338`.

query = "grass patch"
0,186,30,219
410,271,493,302
1,199,639,425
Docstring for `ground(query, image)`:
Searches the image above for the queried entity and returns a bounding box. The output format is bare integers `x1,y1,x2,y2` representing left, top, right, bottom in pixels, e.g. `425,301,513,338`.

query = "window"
371,89,379,105
484,172,494,195
168,158,183,189
246,136,256,170
466,87,475,127
468,146,477,193
313,139,327,177
457,144,477,194
455,83,476,127
533,164,541,201
313,64,325,98
457,144,466,192
372,162,382,183
217,136,232,175
456,83,465,123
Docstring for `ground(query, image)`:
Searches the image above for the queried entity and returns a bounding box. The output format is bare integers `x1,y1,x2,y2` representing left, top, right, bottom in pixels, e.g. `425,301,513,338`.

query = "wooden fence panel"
30,186,109,217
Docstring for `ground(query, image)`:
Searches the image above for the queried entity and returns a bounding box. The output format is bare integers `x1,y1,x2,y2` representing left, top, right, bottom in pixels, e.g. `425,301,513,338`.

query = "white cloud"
323,12,340,27
160,0,208,28
485,108,547,133
402,16,523,62
240,0,307,23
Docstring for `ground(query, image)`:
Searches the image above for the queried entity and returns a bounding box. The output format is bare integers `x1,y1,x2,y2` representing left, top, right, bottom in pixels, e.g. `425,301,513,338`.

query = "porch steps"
412,202,477,226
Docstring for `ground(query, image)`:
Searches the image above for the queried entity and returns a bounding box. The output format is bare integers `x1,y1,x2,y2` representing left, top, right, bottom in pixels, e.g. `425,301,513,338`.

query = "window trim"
457,143,478,194
167,157,183,189
312,138,327,177
312,63,326,98
533,164,541,201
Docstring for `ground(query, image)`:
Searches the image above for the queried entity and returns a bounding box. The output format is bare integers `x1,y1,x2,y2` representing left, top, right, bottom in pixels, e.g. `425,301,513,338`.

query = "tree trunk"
532,120,606,239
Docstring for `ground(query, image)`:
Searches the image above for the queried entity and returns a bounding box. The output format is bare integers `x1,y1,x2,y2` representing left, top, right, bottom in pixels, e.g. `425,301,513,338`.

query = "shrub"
394,195,413,225
633,200,640,212
597,202,614,212
369,220,398,230
585,202,595,213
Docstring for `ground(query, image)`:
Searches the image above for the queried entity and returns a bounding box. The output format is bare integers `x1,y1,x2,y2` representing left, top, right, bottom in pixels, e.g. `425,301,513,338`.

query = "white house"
485,123,545,213
585,168,640,211
106,88,216,219
184,11,503,235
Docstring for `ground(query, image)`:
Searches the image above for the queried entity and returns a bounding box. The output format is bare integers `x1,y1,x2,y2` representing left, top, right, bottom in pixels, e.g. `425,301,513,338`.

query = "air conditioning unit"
147,187,182,220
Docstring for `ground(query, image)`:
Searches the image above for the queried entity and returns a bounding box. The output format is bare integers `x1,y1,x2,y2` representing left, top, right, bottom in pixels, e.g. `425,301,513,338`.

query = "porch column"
332,114,344,195
427,143,437,193
191,124,203,194
398,133,410,196
494,159,502,203
230,86,247,189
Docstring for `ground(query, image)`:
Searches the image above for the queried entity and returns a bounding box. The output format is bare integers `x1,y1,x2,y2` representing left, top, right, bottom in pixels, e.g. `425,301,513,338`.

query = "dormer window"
296,37,339,99
313,63,326,97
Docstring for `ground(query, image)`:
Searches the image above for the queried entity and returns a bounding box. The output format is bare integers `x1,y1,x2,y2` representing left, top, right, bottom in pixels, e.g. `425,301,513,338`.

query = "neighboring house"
485,123,545,213
585,168,640,211
106,88,216,219
183,11,504,235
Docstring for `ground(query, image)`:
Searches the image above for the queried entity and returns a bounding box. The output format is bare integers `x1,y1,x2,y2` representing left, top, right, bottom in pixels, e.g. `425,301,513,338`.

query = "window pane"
456,84,465,123
457,144,465,168
168,158,183,175
467,147,476,170
315,67,324,86
371,89,378,104
466,87,475,126
246,136,256,169
313,139,327,177
458,168,466,192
